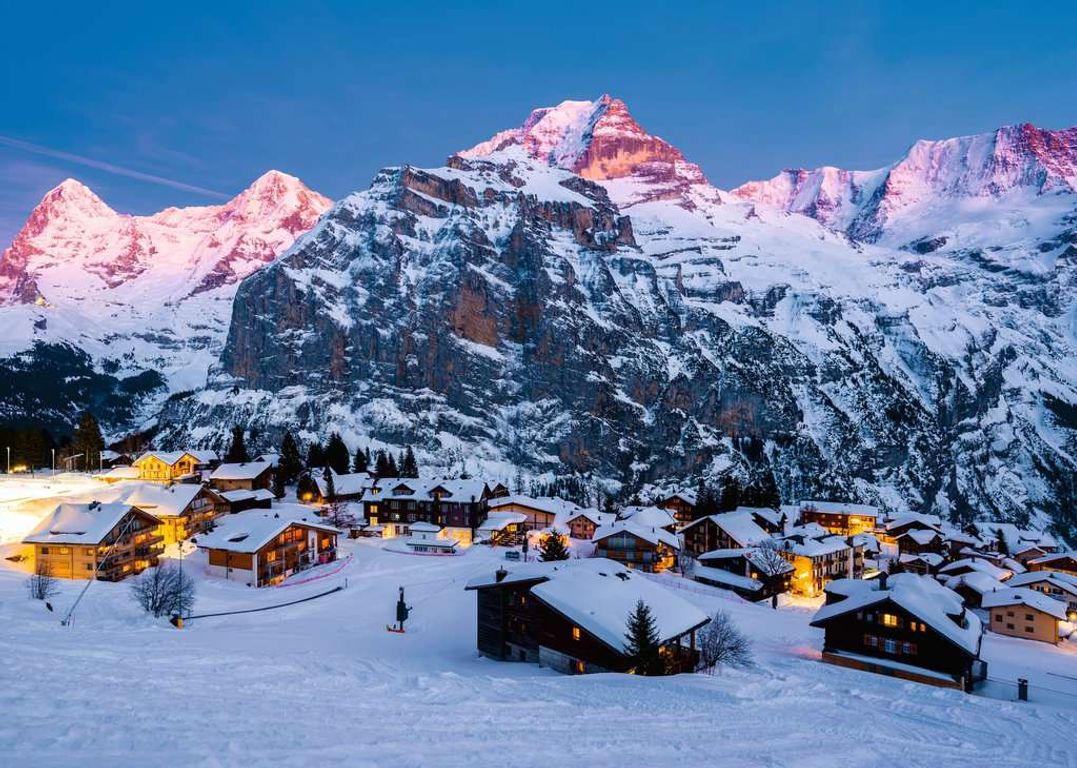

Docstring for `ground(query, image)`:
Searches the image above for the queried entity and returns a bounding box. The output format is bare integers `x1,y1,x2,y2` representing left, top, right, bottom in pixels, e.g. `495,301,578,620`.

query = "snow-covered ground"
1,509,1075,767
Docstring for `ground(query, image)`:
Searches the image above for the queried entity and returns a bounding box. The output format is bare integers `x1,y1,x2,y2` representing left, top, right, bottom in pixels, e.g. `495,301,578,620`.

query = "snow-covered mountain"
158,97,1075,538
0,171,331,430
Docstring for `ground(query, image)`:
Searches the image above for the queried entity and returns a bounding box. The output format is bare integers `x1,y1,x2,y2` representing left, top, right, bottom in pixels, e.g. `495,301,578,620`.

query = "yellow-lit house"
132,450,218,483
125,483,221,546
23,501,164,581
797,500,879,536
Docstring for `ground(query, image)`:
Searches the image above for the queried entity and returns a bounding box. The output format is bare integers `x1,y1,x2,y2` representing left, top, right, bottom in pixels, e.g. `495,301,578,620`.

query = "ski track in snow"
1,537,1075,768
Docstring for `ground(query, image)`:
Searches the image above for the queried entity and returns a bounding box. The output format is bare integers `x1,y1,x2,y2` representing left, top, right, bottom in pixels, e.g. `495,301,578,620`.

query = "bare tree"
130,564,196,618
697,610,752,673
322,501,358,530
751,538,792,589
27,560,59,601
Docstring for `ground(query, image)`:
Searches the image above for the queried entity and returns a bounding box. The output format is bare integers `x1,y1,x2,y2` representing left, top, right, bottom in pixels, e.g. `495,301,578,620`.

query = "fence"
184,583,345,621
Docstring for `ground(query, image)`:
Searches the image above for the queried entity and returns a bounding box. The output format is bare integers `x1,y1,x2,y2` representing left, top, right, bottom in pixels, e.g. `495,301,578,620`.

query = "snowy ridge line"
184,584,344,621
276,554,354,588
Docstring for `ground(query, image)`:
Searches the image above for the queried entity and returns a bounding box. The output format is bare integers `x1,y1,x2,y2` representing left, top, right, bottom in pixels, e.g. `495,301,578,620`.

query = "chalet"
1028,551,1077,577
132,450,218,483
970,520,1057,558
811,573,985,691
655,490,697,525
561,509,613,540
253,453,280,467
364,476,496,544
209,461,274,493
1006,571,1077,618
592,520,680,573
216,488,276,514
850,532,881,559
23,502,163,581
486,496,569,530
97,465,142,484
982,588,1067,645
476,512,529,545
681,510,770,557
197,509,339,587
896,529,944,557
942,572,1004,608
312,470,378,504
99,450,133,468
1012,544,1052,566
879,512,942,544
617,505,677,533
124,483,220,545
797,500,879,536
465,559,708,674
402,521,459,554
778,533,859,596
737,506,786,534
937,558,1012,583
897,552,945,576
694,546,793,601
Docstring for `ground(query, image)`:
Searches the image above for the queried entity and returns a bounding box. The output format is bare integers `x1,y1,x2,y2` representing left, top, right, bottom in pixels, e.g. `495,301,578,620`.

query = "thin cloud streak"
0,135,230,199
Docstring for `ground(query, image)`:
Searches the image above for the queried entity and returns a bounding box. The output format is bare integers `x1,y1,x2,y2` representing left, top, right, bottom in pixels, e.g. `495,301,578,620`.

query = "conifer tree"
385,452,399,478
307,442,326,470
325,432,350,475
278,431,303,484
624,599,665,676
296,472,319,502
717,476,741,512
70,410,105,472
401,445,419,478
322,464,336,502
271,469,286,499
224,425,250,463
352,446,368,474
539,529,570,561
374,450,391,478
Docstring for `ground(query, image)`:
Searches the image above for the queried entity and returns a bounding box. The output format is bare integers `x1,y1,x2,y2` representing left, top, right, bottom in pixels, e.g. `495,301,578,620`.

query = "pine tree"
307,442,326,470
385,452,399,478
278,431,303,484
624,600,665,676
401,445,419,478
994,528,1009,555
296,472,319,502
322,464,336,502
70,411,105,472
717,476,741,512
352,446,368,474
224,426,250,463
373,450,391,478
539,530,570,561
325,432,350,475
271,469,285,499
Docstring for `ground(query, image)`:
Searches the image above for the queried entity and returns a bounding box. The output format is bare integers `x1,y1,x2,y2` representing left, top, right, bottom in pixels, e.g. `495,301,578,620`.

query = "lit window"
881,613,899,628
572,626,581,641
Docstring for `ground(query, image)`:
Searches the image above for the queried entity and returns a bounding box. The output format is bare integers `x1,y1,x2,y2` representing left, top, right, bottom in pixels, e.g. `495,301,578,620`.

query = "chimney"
495,567,507,583
878,571,888,590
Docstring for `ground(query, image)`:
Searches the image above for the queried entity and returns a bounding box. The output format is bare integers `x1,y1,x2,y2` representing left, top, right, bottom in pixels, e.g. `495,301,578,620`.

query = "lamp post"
5,446,9,474
51,448,56,474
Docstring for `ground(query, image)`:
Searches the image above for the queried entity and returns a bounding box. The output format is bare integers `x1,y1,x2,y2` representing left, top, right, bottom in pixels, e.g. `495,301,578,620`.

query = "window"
863,634,878,648
994,614,1003,623
1006,623,1015,630
59,547,70,555
572,626,581,641
881,613,900,628
1025,614,1034,622
573,660,585,674
901,642,918,656
1024,626,1034,634
883,638,899,654
86,563,94,571
40,547,49,555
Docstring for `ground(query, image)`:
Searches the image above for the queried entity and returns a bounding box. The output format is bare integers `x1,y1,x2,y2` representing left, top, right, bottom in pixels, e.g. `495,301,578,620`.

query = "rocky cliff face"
164,100,1075,539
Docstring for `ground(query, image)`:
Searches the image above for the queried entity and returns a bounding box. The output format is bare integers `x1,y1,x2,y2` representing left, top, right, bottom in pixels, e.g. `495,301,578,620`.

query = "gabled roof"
218,488,276,503
124,482,205,518
617,505,677,530
1007,570,1077,596
884,512,942,533
98,466,141,480
196,508,338,553
529,561,708,652
134,449,217,466
682,510,769,547
489,494,581,516
899,529,942,546
812,574,981,655
850,533,881,553
943,571,1005,596
593,520,680,550
899,552,945,567
24,502,159,545
1028,551,1077,568
799,500,880,518
477,511,529,533
380,475,490,502
737,506,783,528
210,461,273,481
938,558,1011,581
982,588,1068,620
660,489,697,506
560,508,613,527
315,470,377,498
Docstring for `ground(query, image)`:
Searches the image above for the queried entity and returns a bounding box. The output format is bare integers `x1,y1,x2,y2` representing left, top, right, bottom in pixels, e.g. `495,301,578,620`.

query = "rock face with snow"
0,171,331,428
161,98,1075,540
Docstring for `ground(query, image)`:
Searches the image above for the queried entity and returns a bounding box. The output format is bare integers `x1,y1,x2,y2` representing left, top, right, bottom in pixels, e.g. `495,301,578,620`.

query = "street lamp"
5,446,9,474
51,448,56,474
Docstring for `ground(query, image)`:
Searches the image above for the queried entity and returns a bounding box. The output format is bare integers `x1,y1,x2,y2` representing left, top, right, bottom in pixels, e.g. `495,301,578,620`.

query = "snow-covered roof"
210,461,273,481
661,489,697,506
943,571,1004,596
135,449,217,466
315,470,376,498
682,510,769,547
1028,551,1077,568
698,547,753,561
488,494,577,516
1007,570,1077,596
737,506,783,528
465,557,614,590
799,500,880,518
973,520,1057,552
812,574,982,655
900,529,942,546
593,519,680,550
559,508,613,527
899,552,944,567
782,534,851,558
404,536,457,549
254,453,280,467
850,533,881,552
982,588,1068,620
529,561,709,651
693,565,762,592
409,521,441,532
382,475,490,502
196,508,338,553
98,466,140,480
938,558,1011,581
124,482,204,518
24,502,158,545
477,511,528,533
884,512,942,532
218,488,276,503
617,505,677,530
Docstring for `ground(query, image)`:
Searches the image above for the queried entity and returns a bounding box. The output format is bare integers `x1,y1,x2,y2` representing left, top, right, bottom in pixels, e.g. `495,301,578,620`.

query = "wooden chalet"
132,450,218,483
476,511,529,545
562,509,612,540
197,510,339,587
983,588,1067,645
1007,571,1077,618
486,495,580,532
897,552,945,576
23,501,163,581
681,510,770,557
778,530,858,596
694,547,793,601
312,469,378,504
1028,552,1077,577
363,476,499,544
125,482,221,545
797,500,879,536
896,529,945,556
465,559,708,674
656,490,697,525
592,520,680,573
811,573,985,692
209,461,274,493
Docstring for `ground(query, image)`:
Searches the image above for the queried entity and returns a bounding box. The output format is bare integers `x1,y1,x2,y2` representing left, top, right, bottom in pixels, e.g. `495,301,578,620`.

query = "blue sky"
2,2,1075,243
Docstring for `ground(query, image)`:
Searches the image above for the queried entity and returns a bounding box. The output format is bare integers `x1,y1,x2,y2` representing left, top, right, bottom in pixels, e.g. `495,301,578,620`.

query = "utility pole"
51,448,55,474
5,446,9,474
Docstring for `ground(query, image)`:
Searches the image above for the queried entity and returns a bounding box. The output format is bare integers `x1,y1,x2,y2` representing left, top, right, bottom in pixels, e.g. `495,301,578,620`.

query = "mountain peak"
37,178,116,220
461,95,712,208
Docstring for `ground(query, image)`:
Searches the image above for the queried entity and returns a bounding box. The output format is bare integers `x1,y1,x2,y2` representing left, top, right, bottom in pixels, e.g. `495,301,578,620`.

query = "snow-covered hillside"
0,171,331,400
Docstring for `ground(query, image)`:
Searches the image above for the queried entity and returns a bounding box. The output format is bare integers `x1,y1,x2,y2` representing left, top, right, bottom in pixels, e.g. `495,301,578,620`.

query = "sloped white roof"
812,574,982,655
782,534,851,558
409,521,441,532
618,505,677,530
901,529,942,546
382,475,490,502
661,489,697,506
135,449,217,466
196,508,338,553
98,466,140,480
737,506,783,527
24,502,157,545
593,519,680,550
799,500,880,518
315,470,376,498
1028,551,1077,568
558,508,613,528
681,510,770,547
465,557,613,590
477,511,528,533
218,488,276,503
254,453,280,467
530,561,709,651
938,558,1011,581
884,512,942,532
1007,570,1077,596
899,552,945,567
210,461,273,481
973,520,1057,551
850,533,881,552
693,565,762,592
943,571,1004,596
124,482,204,517
982,588,1068,620
489,494,580,516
